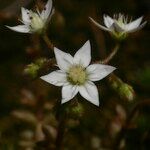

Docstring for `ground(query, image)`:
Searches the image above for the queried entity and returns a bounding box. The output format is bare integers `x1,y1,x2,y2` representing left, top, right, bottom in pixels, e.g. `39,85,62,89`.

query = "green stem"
54,102,67,150
55,114,66,150
43,34,54,51
101,44,120,64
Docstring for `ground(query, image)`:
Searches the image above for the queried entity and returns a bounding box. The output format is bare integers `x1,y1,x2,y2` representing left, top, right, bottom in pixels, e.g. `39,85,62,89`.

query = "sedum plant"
2,0,148,149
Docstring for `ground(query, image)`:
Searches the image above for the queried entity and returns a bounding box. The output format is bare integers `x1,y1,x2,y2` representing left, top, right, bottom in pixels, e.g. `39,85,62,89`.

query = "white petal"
62,85,79,104
46,8,55,22
103,15,114,28
41,0,53,20
40,70,67,86
79,81,99,106
74,40,91,67
54,47,73,71
21,7,31,24
87,64,116,81
6,25,30,33
127,21,147,33
89,17,111,31
125,16,143,31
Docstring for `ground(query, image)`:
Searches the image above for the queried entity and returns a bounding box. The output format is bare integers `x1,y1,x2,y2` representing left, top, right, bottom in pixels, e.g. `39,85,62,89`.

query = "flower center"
117,17,124,26
67,65,88,85
30,12,45,32
114,14,128,28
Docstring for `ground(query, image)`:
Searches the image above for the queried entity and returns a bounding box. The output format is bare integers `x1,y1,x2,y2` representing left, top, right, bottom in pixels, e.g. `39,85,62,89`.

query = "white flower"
89,14,146,39
6,0,54,34
40,41,116,106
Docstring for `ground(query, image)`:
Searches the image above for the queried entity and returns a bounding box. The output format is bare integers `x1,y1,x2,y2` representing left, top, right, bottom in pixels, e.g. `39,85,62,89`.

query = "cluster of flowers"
6,0,146,106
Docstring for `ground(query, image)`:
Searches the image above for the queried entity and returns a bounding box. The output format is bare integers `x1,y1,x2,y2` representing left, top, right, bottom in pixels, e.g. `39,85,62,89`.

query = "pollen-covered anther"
67,65,88,85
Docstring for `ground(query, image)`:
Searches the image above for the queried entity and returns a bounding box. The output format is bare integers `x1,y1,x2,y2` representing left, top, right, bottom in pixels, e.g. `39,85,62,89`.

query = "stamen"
36,8,41,16
130,16,133,23
67,65,88,85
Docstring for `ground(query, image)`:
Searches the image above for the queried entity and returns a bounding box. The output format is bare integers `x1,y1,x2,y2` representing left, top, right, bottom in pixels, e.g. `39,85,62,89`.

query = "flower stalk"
55,103,67,150
43,33,54,50
101,44,120,64
55,116,66,150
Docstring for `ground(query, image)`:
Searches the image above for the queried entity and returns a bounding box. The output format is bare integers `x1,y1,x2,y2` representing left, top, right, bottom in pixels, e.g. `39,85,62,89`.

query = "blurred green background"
0,0,149,149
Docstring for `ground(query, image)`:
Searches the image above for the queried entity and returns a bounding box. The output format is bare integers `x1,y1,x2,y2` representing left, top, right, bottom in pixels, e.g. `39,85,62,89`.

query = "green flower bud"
35,58,47,67
71,103,84,117
24,58,47,78
66,103,84,118
119,83,135,101
109,75,135,101
24,63,40,78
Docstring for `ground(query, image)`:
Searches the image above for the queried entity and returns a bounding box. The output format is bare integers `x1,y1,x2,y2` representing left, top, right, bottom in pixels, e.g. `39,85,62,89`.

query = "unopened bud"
24,63,39,78
24,58,47,78
119,83,135,101
35,58,47,67
71,103,84,117
109,75,135,101
66,102,84,118
109,74,122,89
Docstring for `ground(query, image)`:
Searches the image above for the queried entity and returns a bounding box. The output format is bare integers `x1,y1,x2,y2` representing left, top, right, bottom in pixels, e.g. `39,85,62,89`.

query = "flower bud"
24,63,39,78
24,58,47,78
109,75,135,101
66,102,84,119
119,83,135,101
35,58,47,67
71,103,84,117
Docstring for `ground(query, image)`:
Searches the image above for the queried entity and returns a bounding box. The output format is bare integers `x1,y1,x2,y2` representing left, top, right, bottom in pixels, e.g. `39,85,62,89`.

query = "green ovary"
67,65,88,85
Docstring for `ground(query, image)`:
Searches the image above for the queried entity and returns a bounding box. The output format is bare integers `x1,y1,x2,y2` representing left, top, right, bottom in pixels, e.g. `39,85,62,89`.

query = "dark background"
0,0,149,149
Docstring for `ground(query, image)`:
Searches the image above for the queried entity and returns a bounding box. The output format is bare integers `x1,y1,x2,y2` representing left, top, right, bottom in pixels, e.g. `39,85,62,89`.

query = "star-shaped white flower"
40,41,116,106
90,14,146,39
6,0,54,34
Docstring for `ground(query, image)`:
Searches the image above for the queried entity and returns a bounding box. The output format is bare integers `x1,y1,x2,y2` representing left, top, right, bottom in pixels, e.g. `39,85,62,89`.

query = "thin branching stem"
54,102,67,150
55,115,66,150
43,34,54,51
101,44,120,64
